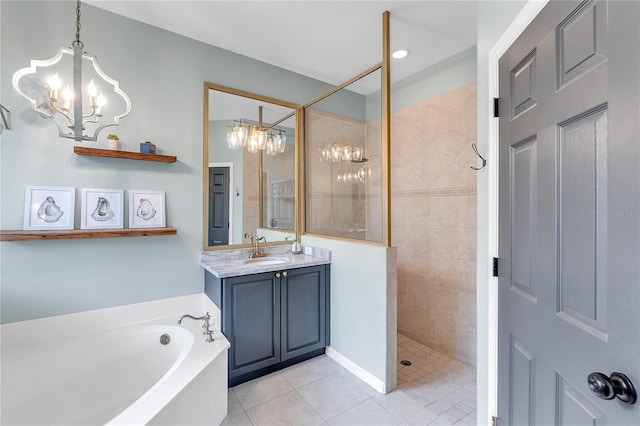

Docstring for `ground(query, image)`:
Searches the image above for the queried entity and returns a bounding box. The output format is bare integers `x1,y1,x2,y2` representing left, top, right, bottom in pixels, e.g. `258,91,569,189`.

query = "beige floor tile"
225,337,476,426
227,390,244,417
334,369,379,398
373,390,439,425
425,395,459,415
439,405,469,424
281,355,340,389
298,372,370,420
428,417,456,426
245,390,325,426
221,411,253,425
453,414,476,425
414,392,440,407
327,398,403,426
232,372,294,410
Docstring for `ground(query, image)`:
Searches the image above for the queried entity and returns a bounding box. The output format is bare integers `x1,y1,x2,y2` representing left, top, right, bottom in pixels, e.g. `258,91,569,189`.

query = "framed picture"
23,185,75,230
80,188,124,229
129,190,166,228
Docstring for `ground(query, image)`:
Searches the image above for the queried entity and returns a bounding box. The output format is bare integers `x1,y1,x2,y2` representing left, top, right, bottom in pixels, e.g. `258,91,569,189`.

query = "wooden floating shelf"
0,227,177,241
74,146,177,163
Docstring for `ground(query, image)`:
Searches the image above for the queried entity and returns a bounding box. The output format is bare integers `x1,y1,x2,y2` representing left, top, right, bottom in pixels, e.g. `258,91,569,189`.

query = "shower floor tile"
222,335,476,425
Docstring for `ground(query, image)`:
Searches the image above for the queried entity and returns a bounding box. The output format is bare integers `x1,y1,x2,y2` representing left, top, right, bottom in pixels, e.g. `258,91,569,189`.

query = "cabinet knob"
275,272,281,278
283,271,288,277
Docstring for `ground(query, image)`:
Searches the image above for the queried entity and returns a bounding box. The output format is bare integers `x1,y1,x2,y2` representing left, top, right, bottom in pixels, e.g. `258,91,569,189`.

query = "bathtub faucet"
177,312,214,343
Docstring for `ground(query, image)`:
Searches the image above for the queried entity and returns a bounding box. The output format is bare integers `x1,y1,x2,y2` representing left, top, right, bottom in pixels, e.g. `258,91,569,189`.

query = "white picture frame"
128,190,166,228
23,185,75,230
80,188,124,229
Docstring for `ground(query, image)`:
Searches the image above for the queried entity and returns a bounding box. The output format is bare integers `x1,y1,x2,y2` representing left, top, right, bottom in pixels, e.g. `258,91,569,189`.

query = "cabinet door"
281,265,326,362
223,272,280,378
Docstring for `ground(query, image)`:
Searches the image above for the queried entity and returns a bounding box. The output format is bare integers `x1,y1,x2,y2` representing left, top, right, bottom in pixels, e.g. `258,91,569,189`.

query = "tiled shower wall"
393,83,478,365
304,84,477,364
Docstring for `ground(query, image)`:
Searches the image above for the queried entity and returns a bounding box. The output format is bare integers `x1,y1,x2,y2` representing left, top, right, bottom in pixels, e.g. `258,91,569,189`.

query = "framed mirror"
203,83,299,249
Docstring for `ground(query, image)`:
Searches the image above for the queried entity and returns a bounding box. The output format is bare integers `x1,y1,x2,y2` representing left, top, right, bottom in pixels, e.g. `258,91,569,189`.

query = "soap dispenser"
291,240,303,255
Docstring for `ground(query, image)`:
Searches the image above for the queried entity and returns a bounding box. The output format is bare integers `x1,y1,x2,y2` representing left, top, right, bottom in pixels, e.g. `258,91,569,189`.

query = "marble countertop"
200,245,330,278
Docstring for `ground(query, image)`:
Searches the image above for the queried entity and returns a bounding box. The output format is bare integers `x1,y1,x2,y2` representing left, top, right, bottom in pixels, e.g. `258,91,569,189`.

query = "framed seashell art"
80,188,124,229
128,190,166,228
23,185,75,230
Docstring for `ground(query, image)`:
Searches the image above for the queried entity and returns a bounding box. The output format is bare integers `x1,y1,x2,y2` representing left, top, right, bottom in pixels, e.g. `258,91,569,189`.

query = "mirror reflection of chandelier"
336,164,368,184
319,142,364,163
227,106,287,155
11,0,131,142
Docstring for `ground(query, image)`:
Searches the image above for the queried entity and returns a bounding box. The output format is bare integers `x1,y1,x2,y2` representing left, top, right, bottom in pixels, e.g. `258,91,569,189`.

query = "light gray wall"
302,235,396,391
0,1,336,324
476,1,527,424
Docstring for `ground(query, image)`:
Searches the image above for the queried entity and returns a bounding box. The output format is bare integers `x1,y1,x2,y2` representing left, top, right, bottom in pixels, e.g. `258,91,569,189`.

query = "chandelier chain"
74,0,82,46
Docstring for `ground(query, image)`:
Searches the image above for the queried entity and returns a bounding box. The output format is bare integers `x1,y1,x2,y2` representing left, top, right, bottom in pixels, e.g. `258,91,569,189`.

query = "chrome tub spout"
177,312,214,343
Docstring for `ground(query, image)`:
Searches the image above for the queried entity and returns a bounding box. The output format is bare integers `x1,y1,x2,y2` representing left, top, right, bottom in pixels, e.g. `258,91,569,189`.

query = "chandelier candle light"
12,0,131,141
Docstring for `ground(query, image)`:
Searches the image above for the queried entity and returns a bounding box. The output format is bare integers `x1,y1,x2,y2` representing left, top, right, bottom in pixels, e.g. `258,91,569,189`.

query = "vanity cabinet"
205,264,329,386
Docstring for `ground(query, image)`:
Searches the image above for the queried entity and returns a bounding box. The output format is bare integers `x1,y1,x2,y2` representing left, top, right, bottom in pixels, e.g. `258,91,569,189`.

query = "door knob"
588,372,615,400
588,372,637,404
275,272,281,278
282,271,288,277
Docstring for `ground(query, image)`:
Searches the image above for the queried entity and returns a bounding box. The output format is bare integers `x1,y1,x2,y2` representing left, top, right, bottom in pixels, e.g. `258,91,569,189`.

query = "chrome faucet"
177,312,214,342
244,233,266,258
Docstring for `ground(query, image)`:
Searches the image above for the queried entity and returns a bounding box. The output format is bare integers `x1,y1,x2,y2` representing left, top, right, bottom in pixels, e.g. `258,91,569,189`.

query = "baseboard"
325,347,386,394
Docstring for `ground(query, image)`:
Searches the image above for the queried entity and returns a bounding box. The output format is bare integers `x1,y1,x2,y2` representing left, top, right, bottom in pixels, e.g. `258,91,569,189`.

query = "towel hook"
470,142,486,171
0,104,11,133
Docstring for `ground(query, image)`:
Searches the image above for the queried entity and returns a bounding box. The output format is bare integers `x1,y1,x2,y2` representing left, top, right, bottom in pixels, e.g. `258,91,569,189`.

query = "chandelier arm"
50,102,75,126
81,106,98,119
82,115,100,129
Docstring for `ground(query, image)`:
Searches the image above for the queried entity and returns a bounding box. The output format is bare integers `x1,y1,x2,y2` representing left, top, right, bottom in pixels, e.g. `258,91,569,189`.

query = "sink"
243,257,289,266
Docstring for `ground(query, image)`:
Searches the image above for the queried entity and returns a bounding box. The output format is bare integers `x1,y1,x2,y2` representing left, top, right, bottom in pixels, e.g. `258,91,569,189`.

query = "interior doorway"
209,163,234,246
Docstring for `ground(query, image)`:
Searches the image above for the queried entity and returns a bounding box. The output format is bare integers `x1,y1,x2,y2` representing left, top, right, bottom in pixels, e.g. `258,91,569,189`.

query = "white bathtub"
0,294,230,425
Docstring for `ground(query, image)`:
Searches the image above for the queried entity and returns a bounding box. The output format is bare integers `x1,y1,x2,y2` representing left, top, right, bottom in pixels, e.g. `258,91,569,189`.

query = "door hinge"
493,97,500,117
492,257,499,277
492,416,498,426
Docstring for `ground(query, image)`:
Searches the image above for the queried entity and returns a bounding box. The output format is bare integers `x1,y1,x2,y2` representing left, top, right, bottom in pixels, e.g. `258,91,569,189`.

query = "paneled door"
498,1,639,424
209,166,230,246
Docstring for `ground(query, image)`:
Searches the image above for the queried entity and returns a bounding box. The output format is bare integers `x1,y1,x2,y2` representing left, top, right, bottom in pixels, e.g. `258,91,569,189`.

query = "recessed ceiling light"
392,49,410,59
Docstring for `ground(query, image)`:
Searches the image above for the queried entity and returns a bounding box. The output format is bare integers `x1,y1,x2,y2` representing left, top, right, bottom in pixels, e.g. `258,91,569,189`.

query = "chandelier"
227,106,287,156
12,0,131,141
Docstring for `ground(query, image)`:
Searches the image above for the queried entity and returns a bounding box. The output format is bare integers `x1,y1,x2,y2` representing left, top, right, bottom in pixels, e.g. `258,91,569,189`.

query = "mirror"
204,83,299,249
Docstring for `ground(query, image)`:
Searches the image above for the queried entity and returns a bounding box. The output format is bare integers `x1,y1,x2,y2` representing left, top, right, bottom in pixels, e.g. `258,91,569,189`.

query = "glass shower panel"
305,69,382,242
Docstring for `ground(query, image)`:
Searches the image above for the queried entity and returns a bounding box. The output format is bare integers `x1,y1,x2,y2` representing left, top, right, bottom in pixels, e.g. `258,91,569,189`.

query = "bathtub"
0,294,230,425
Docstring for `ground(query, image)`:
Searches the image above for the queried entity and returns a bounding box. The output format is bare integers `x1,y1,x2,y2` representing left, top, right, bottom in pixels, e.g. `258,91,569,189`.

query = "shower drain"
400,360,412,366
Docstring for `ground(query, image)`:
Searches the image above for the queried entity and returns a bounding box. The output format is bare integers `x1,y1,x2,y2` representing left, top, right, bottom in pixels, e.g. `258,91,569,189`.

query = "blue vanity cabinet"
280,265,326,362
204,264,330,386
223,271,281,381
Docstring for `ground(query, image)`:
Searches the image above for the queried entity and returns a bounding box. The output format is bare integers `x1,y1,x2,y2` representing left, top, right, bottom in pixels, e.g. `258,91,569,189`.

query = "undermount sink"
243,257,289,266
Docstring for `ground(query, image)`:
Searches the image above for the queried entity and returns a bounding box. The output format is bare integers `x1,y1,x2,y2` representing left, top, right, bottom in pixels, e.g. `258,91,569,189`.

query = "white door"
497,0,640,424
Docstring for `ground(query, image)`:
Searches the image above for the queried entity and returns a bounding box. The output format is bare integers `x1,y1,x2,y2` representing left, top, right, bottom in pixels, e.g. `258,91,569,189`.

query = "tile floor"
222,334,476,425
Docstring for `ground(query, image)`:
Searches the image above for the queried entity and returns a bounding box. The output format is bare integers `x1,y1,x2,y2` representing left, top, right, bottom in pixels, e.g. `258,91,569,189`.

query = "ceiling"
86,1,478,96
